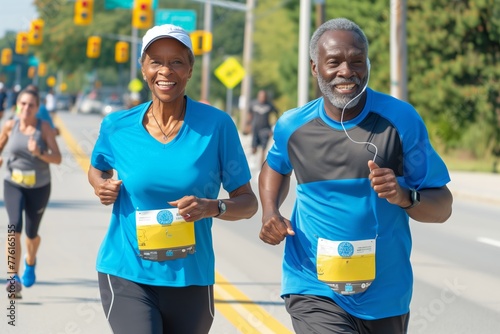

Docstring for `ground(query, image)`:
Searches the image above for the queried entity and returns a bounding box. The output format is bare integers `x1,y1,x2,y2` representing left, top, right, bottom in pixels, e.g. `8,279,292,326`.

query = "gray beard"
317,74,364,109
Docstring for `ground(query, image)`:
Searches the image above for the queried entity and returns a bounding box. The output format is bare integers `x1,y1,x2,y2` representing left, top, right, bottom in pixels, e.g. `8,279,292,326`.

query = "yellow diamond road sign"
214,57,245,89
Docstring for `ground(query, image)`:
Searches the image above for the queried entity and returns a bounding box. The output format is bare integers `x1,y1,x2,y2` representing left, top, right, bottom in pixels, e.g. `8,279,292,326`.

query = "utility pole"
200,1,213,102
315,0,325,27
239,0,255,130
298,0,311,107
314,0,325,99
56,70,64,94
130,27,139,82
192,0,249,112
390,0,407,101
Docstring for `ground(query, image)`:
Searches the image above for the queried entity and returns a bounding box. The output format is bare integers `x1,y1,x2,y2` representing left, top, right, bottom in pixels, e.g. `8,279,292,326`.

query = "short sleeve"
91,117,115,171
219,114,251,192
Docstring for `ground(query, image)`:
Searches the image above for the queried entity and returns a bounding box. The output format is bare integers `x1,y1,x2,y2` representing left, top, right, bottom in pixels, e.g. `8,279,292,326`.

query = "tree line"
0,0,498,162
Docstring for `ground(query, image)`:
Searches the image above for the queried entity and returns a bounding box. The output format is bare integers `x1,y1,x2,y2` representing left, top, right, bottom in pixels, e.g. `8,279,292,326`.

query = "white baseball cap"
140,24,193,59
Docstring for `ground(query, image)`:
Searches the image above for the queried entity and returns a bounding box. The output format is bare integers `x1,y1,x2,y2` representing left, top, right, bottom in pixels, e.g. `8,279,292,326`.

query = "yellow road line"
53,115,90,172
215,272,293,334
55,114,291,334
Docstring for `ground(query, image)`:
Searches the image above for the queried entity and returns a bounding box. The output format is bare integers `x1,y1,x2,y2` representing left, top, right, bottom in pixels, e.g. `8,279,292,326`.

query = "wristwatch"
215,200,227,217
401,189,420,210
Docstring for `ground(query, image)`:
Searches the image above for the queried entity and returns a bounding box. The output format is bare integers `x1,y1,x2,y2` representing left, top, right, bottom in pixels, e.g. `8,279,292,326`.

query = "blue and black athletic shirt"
267,88,450,320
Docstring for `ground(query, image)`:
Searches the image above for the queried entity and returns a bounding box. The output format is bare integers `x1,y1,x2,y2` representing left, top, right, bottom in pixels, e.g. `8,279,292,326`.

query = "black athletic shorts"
98,272,214,334
251,127,272,149
284,294,409,334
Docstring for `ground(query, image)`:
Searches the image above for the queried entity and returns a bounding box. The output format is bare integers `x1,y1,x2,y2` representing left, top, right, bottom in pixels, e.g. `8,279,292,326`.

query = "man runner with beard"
257,18,453,334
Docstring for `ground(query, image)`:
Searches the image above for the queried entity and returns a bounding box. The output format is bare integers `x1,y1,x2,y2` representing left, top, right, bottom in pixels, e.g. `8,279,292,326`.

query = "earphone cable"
339,71,378,163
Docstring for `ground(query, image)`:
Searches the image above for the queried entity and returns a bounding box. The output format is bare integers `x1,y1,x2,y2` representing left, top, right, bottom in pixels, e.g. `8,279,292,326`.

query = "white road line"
477,237,500,248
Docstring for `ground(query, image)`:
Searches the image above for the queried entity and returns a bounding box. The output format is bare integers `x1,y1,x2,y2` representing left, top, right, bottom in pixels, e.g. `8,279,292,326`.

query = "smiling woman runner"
88,24,258,334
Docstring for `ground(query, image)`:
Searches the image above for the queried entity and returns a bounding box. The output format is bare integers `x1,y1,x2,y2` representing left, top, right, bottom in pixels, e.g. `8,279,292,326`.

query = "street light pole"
298,0,311,107
130,27,139,82
192,0,255,125
201,1,213,102
239,0,255,129
192,0,249,110
390,0,407,101
314,0,325,99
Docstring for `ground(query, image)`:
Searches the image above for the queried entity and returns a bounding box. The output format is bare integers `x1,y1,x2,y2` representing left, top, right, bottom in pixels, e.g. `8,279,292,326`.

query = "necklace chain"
150,103,185,142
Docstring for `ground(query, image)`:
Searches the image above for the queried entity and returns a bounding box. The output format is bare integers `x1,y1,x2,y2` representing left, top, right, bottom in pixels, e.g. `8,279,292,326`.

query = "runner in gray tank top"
0,88,62,298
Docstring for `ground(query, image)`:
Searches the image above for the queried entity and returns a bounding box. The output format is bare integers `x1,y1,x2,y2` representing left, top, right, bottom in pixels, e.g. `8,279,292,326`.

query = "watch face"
410,189,420,208
219,200,227,214
412,190,420,203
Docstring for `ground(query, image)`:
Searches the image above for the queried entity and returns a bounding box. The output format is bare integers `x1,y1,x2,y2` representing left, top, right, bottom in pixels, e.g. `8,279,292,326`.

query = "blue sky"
1,1,38,38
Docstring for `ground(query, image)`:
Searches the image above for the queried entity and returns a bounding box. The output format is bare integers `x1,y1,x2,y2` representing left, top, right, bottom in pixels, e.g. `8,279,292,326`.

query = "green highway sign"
104,0,158,10
155,10,197,32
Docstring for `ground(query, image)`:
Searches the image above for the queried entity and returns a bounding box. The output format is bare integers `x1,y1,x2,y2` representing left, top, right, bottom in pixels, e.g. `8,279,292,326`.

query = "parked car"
101,97,127,117
77,91,103,114
54,94,72,111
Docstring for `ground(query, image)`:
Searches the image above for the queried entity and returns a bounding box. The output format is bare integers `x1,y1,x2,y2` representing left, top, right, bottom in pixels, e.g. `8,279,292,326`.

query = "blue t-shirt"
267,88,450,320
91,97,251,287
37,104,55,129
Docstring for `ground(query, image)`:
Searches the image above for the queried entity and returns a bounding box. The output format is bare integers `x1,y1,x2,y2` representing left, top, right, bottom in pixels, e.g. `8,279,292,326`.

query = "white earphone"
340,57,378,163
361,58,371,94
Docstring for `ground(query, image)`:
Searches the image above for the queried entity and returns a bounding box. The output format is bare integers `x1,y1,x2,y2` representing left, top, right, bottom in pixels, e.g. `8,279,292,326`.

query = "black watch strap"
401,189,420,210
214,199,227,217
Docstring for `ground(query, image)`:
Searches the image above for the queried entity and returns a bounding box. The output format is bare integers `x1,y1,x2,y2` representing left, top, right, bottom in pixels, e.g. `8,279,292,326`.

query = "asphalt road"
0,111,498,334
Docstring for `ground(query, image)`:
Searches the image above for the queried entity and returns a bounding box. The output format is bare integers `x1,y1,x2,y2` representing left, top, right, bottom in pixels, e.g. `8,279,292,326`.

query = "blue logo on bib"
338,242,354,257
157,210,173,225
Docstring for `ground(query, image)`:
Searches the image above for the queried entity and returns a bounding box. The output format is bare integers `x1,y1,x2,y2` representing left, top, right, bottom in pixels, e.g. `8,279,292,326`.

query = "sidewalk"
448,171,500,205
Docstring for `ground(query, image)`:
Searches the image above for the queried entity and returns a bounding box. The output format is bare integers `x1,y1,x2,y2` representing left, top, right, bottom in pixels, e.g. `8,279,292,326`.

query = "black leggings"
98,273,214,334
4,180,51,238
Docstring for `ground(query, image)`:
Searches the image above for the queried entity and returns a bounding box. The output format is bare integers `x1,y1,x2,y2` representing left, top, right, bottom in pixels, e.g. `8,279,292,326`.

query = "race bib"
136,208,195,261
11,169,36,187
317,238,376,295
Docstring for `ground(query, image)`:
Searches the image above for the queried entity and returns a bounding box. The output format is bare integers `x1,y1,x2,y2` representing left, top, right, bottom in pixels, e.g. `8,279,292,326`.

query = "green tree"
252,0,299,110
34,0,134,91
407,0,500,159
22,0,498,163
252,0,499,162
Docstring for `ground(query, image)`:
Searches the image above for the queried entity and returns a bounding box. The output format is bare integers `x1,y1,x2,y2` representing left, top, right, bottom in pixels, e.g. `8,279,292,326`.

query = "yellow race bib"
136,208,195,261
317,238,376,295
11,169,36,187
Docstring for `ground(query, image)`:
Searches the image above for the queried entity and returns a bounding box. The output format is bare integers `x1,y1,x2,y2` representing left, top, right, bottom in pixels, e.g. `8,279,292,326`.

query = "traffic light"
38,62,47,77
15,32,29,55
132,0,153,29
1,48,12,66
86,36,101,58
190,31,213,56
47,76,56,88
28,66,36,79
115,41,129,63
74,0,94,26
29,19,44,45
